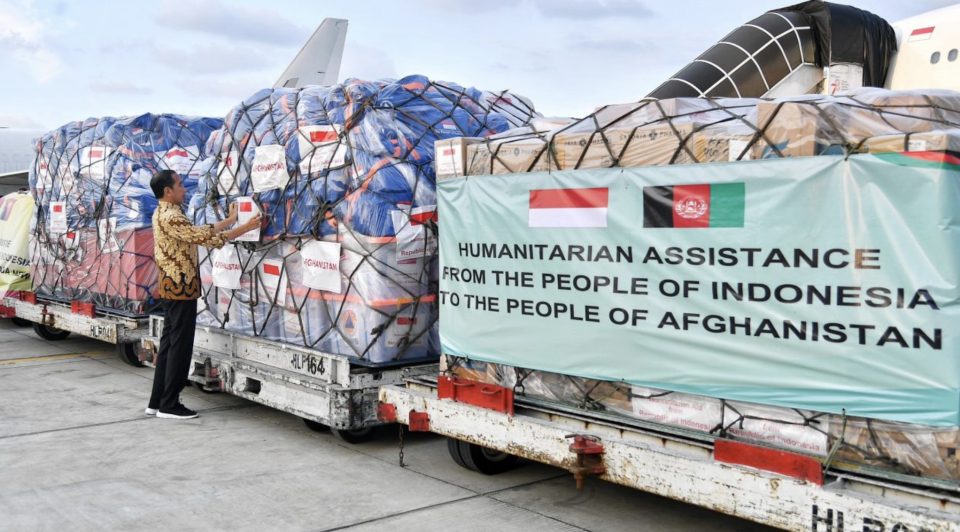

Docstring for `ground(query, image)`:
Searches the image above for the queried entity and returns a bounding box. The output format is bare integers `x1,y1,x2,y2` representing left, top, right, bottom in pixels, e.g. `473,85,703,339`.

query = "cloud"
531,0,653,19
568,37,657,54
155,0,311,46
0,114,47,129
0,1,63,82
89,81,153,95
174,75,265,102
339,44,397,81
152,42,279,75
414,0,522,13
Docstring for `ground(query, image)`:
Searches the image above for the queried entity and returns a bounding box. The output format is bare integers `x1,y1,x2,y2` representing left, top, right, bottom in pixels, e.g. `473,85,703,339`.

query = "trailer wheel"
453,439,519,475
302,419,328,433
33,323,70,341
117,342,146,367
446,437,468,469
11,317,30,327
330,427,375,444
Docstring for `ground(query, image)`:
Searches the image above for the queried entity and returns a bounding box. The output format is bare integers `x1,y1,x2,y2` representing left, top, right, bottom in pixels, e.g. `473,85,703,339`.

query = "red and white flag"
528,187,608,228
909,26,934,41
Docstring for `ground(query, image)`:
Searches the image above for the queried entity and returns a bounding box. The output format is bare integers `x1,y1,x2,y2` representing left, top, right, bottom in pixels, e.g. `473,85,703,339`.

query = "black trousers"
149,299,198,411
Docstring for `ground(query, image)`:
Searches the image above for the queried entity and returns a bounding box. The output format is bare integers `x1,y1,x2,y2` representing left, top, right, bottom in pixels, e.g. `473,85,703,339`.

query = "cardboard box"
862,129,960,154
691,133,756,163
755,90,960,159
434,137,482,180
555,123,698,169
465,136,555,175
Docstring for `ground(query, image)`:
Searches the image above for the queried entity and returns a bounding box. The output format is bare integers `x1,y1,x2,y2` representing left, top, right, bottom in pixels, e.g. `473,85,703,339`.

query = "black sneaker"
157,404,198,420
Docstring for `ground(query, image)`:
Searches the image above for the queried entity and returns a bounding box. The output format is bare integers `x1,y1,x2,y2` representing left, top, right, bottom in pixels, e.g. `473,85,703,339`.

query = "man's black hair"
150,170,177,199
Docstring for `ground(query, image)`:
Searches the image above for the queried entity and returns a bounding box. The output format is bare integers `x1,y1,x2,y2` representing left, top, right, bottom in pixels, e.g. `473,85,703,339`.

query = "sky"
0,0,956,131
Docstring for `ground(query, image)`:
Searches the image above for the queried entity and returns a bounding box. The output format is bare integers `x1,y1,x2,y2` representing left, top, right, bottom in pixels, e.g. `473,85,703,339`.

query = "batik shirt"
152,201,227,300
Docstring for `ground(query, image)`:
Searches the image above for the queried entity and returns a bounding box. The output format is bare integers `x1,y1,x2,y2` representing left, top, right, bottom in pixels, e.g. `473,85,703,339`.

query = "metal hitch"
566,434,605,490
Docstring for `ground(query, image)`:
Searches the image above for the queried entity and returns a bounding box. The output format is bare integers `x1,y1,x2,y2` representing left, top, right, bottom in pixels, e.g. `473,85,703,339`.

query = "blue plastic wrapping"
194,75,537,364
29,114,223,314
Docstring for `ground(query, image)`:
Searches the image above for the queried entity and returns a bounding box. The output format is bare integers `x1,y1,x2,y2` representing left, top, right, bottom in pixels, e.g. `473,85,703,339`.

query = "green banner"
0,192,34,293
438,154,960,426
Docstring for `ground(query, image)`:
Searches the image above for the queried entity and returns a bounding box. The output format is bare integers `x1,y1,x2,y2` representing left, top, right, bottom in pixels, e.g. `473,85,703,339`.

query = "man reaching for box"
146,169,261,420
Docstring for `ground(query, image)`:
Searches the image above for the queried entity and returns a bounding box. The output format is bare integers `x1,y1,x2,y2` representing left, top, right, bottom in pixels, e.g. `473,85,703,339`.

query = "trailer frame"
379,376,960,532
142,316,437,438
4,293,153,366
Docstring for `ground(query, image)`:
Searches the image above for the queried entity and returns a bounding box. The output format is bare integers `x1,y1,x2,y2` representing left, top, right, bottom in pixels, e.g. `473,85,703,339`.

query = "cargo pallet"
2,292,153,367
142,315,437,443
379,376,960,532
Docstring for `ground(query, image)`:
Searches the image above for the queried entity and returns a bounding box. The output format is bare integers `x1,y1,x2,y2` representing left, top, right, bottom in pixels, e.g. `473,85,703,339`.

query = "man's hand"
225,213,262,240
211,202,240,232
239,213,262,233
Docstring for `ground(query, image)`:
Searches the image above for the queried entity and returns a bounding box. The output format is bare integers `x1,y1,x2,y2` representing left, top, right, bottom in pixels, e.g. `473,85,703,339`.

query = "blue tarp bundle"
194,75,537,364
29,114,222,314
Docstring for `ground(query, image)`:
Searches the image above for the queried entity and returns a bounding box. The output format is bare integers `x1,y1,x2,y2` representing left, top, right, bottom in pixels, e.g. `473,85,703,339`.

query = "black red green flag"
643,183,745,228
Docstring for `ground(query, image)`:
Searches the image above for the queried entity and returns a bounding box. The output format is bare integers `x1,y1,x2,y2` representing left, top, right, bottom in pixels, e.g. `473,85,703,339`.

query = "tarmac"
0,320,774,531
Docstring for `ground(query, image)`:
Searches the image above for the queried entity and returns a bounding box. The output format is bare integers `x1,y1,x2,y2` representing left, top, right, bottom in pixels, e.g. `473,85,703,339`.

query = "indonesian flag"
409,205,437,225
263,261,281,277
528,187,608,228
909,26,934,42
309,127,338,143
643,183,744,229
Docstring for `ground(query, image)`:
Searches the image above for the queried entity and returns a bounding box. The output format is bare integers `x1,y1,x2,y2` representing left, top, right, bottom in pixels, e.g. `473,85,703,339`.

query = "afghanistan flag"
643,183,744,228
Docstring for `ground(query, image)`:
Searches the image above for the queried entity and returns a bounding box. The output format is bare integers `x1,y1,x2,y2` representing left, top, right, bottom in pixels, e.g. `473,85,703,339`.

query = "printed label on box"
211,246,243,290
99,217,120,253
80,145,112,181
161,145,201,177
391,206,437,261
49,202,67,234
250,144,288,192
218,150,242,196
435,142,463,177
728,139,753,161
261,258,286,306
300,240,341,293
907,139,929,152
233,197,260,242
298,125,347,175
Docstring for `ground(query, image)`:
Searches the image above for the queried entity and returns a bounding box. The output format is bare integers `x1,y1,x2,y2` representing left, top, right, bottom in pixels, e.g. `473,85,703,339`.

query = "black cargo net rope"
468,94,960,174
31,117,211,316
196,81,535,362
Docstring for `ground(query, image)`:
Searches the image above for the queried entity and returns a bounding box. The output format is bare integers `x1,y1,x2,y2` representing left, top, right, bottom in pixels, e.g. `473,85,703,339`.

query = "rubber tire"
302,418,328,433
330,426,375,444
117,342,146,368
447,437,468,469
455,440,519,475
11,317,31,327
33,323,70,341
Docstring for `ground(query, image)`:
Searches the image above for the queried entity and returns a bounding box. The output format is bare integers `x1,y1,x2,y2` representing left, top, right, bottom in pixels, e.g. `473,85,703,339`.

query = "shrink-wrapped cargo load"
191,75,537,364
29,114,222,315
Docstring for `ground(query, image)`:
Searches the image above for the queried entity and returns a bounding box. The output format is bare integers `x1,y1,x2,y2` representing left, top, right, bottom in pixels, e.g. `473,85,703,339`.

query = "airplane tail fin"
274,18,348,89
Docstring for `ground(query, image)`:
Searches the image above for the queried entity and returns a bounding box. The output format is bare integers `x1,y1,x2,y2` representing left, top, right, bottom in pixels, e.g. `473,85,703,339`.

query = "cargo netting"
439,88,960,488
29,114,223,315
191,75,537,365
437,88,960,179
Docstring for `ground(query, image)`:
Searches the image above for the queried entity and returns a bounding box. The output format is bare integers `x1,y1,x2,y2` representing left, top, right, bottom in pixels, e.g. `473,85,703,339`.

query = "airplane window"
951,49,959,62
932,51,942,64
